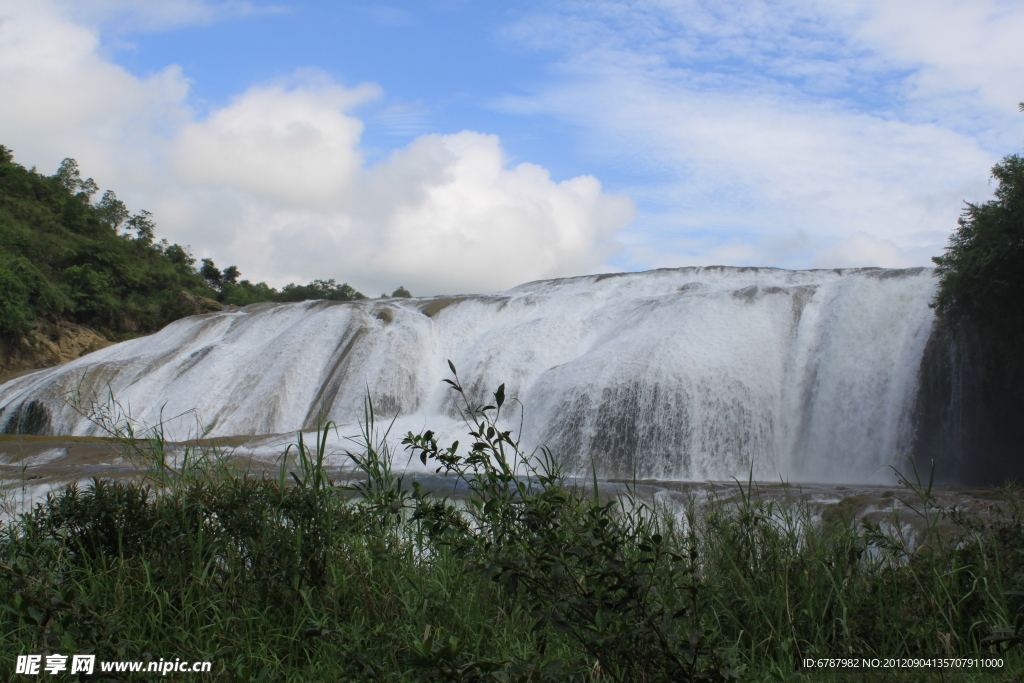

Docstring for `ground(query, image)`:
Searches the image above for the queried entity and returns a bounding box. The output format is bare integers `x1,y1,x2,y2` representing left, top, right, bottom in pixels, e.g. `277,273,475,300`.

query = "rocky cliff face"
0,320,112,384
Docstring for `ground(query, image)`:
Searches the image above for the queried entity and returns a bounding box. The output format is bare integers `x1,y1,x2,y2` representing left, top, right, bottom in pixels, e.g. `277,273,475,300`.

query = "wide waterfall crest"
0,267,937,483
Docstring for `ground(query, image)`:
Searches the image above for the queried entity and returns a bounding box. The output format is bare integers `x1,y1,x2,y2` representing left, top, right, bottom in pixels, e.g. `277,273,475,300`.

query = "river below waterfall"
0,433,1008,540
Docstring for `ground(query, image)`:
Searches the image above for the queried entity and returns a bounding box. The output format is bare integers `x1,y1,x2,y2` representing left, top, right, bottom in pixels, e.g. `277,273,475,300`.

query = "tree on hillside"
932,153,1024,322
125,210,156,244
200,258,223,288
222,265,240,285
55,158,98,200
96,190,130,229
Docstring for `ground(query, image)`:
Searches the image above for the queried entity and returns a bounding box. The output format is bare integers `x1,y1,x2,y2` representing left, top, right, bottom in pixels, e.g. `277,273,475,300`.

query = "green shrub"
0,254,65,335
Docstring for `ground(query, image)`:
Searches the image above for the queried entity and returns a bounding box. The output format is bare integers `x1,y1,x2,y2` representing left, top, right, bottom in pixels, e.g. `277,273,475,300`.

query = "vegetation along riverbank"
2,371,1022,681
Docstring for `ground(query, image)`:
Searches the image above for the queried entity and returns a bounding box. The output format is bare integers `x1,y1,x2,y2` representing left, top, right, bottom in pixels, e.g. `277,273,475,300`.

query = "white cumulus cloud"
166,75,633,294
0,1,634,295
0,1,191,185
174,76,380,207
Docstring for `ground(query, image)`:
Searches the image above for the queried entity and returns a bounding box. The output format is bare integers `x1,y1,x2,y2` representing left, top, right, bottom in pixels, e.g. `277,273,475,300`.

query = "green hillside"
0,145,402,343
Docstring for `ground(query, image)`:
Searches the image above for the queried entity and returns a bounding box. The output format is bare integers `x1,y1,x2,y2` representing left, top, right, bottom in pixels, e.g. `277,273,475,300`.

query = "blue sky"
113,2,585,172
2,0,1022,294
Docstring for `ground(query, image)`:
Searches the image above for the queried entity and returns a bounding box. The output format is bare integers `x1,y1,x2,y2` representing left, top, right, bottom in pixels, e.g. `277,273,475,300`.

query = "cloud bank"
499,0,1024,270
0,1,633,295
3,0,1021,288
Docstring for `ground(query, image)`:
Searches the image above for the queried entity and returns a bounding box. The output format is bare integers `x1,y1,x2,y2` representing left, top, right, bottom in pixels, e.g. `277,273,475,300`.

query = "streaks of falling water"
0,267,937,483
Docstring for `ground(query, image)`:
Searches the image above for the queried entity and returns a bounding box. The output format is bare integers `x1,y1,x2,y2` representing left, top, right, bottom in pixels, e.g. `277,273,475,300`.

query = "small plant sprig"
403,360,542,486
338,395,420,524
63,383,238,491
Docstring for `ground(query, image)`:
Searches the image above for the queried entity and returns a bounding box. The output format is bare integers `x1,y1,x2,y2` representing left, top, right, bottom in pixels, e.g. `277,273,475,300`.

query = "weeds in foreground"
0,365,1021,681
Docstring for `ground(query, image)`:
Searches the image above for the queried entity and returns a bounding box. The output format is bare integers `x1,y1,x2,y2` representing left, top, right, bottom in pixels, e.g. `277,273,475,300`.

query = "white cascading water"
0,267,938,483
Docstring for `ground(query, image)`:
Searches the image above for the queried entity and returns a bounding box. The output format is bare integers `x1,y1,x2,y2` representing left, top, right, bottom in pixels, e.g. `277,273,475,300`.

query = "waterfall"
0,267,938,483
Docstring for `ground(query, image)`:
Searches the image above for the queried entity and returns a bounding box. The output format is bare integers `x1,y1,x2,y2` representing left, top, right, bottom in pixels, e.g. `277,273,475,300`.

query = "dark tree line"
925,104,1024,483
932,113,1024,402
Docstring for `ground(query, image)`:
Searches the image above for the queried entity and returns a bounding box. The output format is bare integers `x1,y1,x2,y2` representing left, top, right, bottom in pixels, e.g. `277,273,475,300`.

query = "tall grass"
1,366,1022,681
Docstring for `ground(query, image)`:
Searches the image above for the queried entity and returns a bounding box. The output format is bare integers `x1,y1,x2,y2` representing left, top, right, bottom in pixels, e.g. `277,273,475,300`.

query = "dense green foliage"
932,150,1024,394
0,147,206,338
276,279,366,304
2,371,1022,681
0,145,377,341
